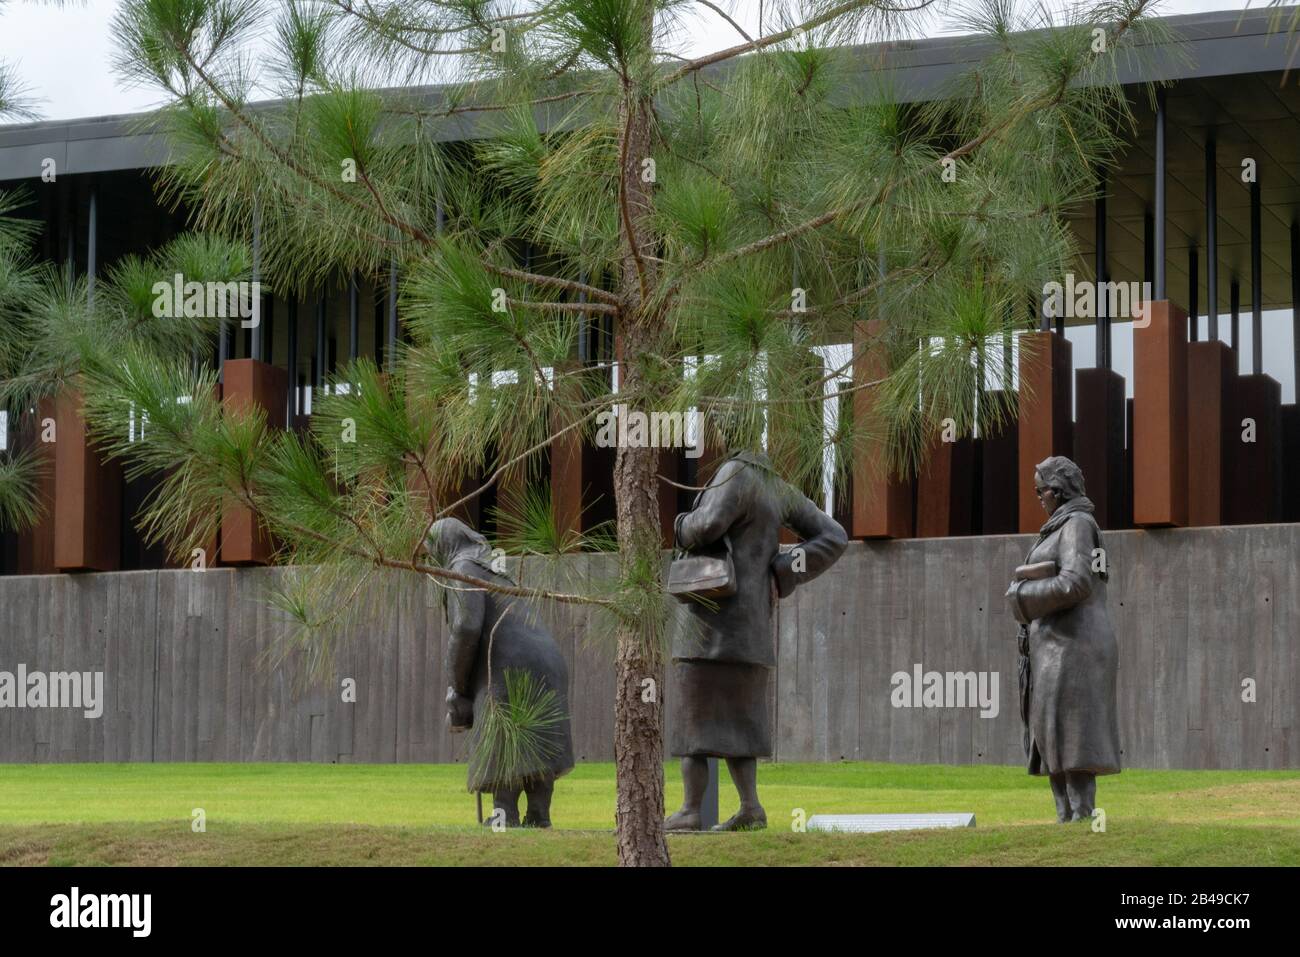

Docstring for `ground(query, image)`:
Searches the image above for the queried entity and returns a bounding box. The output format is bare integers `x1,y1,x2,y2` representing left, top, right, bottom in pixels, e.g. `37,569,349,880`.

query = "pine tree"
0,0,1177,866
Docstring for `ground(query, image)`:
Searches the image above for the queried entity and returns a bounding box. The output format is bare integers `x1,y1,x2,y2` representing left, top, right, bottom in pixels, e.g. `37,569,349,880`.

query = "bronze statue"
1006,456,1121,822
428,517,575,827
666,451,847,831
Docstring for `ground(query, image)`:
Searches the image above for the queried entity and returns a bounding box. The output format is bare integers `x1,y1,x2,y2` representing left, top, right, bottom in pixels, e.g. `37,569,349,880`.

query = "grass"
0,762,1297,866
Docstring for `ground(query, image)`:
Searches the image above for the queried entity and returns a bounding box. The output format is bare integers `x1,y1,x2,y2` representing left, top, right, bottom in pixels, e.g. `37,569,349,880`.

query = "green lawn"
1,762,1297,865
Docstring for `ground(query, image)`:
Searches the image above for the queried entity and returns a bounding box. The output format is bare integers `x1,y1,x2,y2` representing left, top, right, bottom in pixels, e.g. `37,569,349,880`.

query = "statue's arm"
446,584,487,698
674,459,749,550
772,492,848,598
1010,516,1095,622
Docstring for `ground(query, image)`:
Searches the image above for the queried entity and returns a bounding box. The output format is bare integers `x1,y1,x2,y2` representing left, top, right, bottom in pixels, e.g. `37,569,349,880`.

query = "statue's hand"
1005,581,1031,626
446,687,473,732
770,554,797,599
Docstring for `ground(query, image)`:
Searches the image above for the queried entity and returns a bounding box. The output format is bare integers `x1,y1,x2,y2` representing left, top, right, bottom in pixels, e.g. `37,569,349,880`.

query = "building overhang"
2,6,1300,182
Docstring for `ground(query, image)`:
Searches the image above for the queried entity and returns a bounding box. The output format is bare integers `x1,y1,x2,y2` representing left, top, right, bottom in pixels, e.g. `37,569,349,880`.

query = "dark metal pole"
216,184,228,380
1143,211,1154,292
1206,135,1219,340
1230,279,1240,356
1251,172,1263,375
1153,88,1167,301
1003,303,1014,383
61,178,73,272
251,200,262,361
287,296,298,425
878,247,887,325
1292,221,1300,401
86,185,97,307
1096,182,1108,368
348,274,359,361
577,270,590,363
218,321,230,385
315,296,326,392
1188,245,1198,341
387,258,398,372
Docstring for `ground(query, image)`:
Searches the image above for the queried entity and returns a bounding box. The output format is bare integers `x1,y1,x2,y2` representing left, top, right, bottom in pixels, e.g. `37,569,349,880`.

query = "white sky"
0,0,1272,122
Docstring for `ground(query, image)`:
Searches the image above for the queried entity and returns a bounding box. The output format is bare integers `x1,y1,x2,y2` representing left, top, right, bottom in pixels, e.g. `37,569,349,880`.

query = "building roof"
2,5,1299,181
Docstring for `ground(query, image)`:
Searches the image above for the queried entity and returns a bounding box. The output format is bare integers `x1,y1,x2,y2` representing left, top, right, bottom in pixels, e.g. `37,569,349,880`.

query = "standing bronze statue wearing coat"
1006,456,1121,822
666,451,847,831
428,517,575,828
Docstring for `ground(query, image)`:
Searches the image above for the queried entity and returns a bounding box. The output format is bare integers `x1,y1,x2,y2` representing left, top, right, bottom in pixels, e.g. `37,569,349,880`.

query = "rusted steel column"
851,319,913,539
219,358,287,565
915,436,974,538
15,400,58,574
980,388,1019,534
52,391,121,571
1132,300,1189,527
1073,367,1125,529
1017,330,1073,533
1186,339,1233,526
1227,373,1282,525
551,363,591,544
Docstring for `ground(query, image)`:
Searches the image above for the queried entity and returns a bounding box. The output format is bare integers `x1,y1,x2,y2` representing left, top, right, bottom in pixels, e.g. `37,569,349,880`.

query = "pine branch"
482,261,619,304
506,296,617,316
232,458,616,608
179,51,436,248
658,0,907,88
381,86,597,119
666,0,1153,295
692,0,753,43
327,0,552,37
434,404,600,523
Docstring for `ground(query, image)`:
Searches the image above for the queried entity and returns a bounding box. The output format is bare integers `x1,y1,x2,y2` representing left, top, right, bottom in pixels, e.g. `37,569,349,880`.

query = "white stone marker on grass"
806,813,976,833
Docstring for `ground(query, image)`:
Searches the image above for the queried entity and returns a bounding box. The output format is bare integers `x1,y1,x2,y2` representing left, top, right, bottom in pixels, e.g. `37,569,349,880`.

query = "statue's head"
703,406,765,458
425,517,504,620
1033,455,1086,516
426,516,493,570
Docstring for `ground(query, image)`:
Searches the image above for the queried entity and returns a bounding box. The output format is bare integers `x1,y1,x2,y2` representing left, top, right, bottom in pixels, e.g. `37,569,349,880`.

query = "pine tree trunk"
612,439,670,867
611,42,671,864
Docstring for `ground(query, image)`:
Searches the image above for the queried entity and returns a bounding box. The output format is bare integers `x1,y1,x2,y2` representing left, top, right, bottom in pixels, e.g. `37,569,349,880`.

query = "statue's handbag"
667,534,736,603
1013,560,1057,581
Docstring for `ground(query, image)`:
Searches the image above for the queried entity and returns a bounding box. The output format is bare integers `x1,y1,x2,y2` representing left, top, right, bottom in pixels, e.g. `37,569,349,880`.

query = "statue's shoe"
664,809,702,832
711,809,767,832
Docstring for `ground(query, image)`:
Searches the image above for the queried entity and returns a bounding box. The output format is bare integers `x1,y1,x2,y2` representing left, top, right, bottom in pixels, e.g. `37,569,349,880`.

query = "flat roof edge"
2,5,1299,180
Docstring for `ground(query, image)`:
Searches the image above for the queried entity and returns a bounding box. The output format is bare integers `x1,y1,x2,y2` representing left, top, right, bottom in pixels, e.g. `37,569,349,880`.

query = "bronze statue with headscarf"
426,517,575,827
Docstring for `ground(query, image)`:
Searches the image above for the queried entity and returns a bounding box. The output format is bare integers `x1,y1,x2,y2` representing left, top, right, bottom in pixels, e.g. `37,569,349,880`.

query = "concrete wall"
1,524,1297,768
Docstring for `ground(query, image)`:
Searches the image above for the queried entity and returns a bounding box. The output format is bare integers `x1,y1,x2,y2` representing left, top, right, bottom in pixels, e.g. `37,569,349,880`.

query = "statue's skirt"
668,659,773,759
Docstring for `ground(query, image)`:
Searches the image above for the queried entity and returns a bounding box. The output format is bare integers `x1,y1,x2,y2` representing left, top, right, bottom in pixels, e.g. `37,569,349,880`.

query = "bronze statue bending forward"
666,451,847,832
1006,456,1121,823
428,518,575,828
